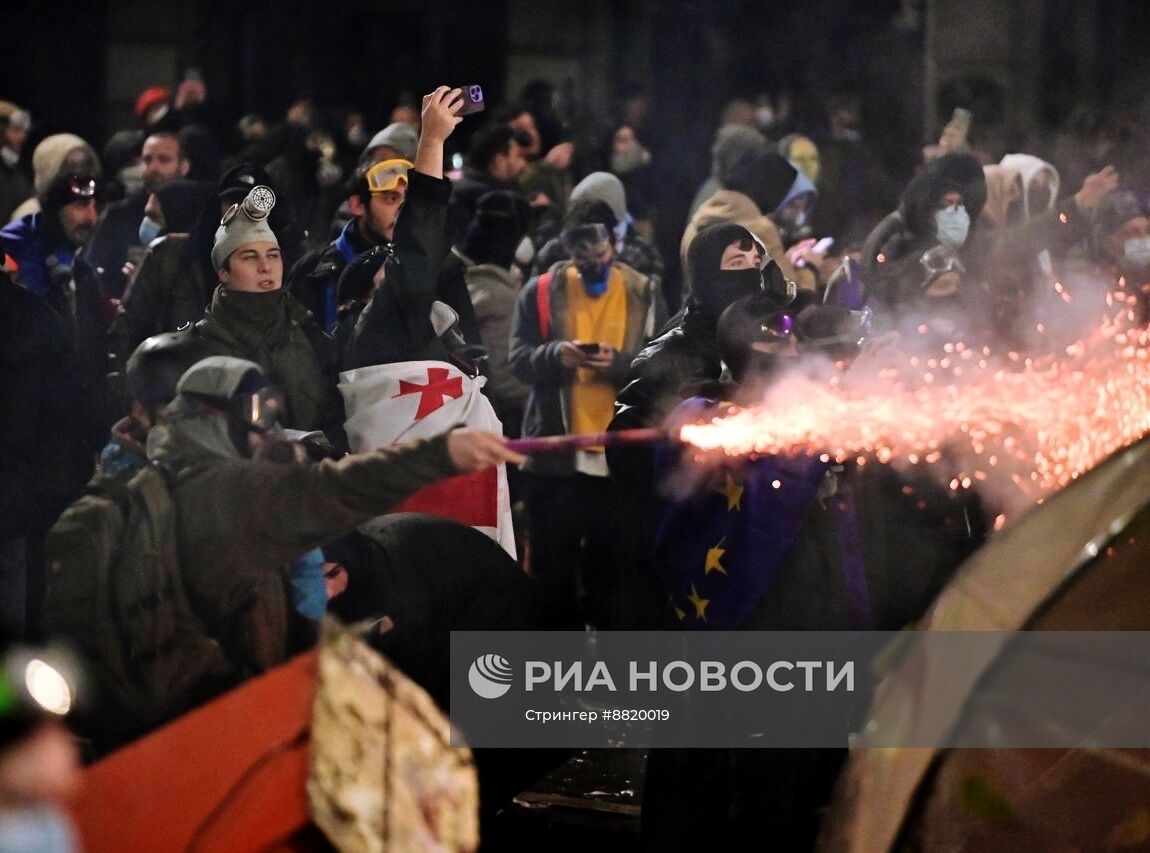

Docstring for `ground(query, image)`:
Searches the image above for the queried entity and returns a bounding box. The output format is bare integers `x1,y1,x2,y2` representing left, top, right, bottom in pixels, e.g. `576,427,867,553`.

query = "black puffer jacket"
607,222,796,485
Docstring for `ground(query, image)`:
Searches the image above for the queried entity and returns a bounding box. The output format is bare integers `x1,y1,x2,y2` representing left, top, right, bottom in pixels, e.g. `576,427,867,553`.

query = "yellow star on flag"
673,603,686,622
704,539,727,575
686,584,710,622
715,473,744,511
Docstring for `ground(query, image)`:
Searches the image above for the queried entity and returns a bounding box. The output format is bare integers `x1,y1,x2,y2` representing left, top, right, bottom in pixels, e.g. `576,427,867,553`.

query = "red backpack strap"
536,271,553,339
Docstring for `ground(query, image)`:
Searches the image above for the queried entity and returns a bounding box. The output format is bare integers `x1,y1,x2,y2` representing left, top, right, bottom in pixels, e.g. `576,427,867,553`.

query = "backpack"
43,463,234,749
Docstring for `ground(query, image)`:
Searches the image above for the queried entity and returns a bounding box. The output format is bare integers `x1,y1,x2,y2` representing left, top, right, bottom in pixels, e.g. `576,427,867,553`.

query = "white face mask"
934,204,970,246
1123,237,1150,269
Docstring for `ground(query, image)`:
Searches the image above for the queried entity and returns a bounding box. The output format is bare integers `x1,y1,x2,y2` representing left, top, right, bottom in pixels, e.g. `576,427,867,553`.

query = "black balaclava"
684,223,767,335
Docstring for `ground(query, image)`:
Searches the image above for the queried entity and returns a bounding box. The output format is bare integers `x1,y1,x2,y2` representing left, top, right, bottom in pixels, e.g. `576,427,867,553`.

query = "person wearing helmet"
99,331,209,479
145,355,522,676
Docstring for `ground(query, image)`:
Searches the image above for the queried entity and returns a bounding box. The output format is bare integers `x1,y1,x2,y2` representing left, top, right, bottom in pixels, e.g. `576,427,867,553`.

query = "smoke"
673,266,1150,527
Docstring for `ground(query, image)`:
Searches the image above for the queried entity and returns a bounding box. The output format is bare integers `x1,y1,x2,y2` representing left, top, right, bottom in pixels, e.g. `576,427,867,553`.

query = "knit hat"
462,190,531,268
362,123,419,162
216,162,272,202
211,185,279,270
135,86,171,121
31,134,101,195
711,125,766,180
570,172,627,224
39,172,103,215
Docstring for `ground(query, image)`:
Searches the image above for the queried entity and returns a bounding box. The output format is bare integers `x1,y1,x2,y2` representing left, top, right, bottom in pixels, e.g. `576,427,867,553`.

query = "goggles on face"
364,158,414,194
920,244,965,279
561,222,612,256
231,386,285,434
220,185,276,227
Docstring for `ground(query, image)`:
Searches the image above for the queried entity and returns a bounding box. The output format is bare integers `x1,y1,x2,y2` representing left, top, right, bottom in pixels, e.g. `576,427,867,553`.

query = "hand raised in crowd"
420,86,464,144
174,78,207,109
447,427,525,471
1074,164,1120,211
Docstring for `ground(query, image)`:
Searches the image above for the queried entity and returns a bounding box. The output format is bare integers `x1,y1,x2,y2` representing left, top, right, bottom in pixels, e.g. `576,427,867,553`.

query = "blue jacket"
0,213,73,299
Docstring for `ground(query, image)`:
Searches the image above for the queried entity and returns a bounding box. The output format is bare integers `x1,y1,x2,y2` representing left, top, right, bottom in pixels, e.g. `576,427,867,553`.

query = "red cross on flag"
340,361,515,558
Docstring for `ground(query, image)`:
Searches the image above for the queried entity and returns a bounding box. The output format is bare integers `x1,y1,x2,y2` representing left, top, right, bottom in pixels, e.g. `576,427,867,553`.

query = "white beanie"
211,185,279,271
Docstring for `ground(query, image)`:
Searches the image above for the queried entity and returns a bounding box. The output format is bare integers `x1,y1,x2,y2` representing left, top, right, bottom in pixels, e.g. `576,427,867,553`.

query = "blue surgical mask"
576,261,611,296
1123,237,1150,269
138,215,162,246
934,204,970,247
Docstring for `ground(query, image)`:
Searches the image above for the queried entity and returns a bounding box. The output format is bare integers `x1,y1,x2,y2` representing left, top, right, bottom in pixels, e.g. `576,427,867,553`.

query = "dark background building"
4,0,1150,211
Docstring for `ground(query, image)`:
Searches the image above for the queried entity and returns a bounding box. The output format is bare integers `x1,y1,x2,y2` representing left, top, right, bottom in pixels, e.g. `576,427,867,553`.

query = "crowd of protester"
0,73,1147,848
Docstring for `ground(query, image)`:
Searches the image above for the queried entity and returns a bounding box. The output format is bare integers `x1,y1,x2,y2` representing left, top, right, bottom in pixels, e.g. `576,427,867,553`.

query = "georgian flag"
339,361,516,559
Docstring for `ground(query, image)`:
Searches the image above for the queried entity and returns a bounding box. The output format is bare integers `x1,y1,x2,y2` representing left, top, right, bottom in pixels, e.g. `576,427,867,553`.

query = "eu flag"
653,398,829,630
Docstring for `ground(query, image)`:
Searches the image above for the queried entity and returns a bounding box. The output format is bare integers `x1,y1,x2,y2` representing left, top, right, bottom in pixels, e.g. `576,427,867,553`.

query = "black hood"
154,179,215,234
898,152,987,240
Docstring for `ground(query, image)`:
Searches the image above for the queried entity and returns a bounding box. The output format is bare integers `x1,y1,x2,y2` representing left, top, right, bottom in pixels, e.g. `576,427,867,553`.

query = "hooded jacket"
861,152,986,311
608,223,797,484
146,382,458,675
681,191,809,293
998,153,1060,220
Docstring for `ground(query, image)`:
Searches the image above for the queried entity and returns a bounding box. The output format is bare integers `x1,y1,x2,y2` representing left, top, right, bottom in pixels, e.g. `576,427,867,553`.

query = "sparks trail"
678,293,1150,514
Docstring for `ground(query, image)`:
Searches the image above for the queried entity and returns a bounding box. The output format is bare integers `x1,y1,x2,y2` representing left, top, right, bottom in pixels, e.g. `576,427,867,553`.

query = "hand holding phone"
576,342,601,355
457,84,486,116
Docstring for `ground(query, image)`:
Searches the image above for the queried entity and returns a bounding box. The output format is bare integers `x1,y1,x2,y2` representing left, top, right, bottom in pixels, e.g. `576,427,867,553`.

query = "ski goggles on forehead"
364,158,414,194
232,386,285,434
561,223,611,255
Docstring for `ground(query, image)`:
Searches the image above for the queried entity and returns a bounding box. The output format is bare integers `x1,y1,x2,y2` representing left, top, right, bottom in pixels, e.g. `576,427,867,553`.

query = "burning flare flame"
678,286,1150,524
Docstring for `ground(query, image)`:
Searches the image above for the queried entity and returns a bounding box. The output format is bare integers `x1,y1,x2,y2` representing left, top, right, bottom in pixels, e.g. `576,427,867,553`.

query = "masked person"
143,355,522,680
106,179,215,370
1091,190,1150,324
860,151,987,323
509,205,663,628
681,142,813,294
190,184,347,451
